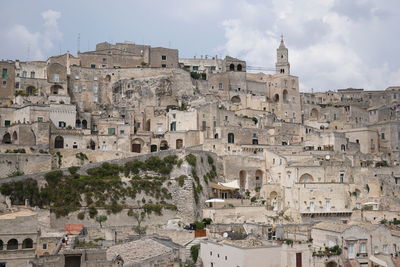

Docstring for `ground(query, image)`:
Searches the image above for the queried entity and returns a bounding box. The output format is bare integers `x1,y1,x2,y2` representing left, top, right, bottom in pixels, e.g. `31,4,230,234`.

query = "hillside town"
0,38,399,267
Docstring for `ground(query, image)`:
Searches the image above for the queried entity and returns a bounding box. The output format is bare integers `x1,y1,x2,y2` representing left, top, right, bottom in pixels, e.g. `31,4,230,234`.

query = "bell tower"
275,35,290,75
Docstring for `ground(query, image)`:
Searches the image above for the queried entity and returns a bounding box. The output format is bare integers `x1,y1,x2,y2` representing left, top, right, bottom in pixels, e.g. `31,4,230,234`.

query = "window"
15,82,19,89
2,81,6,86
219,83,223,90
108,128,115,135
2,68,8,79
93,76,98,81
381,133,385,140
192,66,199,71
210,66,216,71
37,117,43,122
383,244,388,253
120,130,125,135
43,243,47,250
90,64,96,69
227,133,234,144
172,114,176,119
161,55,167,60
22,71,27,77
101,145,107,150
339,173,344,183
360,243,366,253
161,64,167,68
170,122,176,131
30,71,35,78
58,121,66,127
53,74,60,83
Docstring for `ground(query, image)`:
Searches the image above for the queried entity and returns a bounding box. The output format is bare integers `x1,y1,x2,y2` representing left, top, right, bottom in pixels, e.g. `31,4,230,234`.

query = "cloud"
3,9,62,61
220,0,400,91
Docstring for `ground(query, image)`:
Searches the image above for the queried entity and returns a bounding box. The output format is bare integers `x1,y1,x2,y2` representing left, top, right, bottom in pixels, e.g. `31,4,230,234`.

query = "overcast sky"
0,0,399,92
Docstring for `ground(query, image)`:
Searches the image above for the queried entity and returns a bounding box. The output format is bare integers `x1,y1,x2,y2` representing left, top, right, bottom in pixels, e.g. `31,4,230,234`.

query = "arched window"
214,133,219,139
89,139,96,150
82,120,88,129
231,96,241,104
227,133,234,144
54,136,64,149
273,94,279,102
176,139,183,149
75,120,81,128
283,90,288,102
237,64,243,71
310,108,319,119
12,131,17,141
22,238,33,249
252,139,258,145
341,144,346,151
7,239,18,250
229,64,235,71
2,133,11,144
299,173,314,183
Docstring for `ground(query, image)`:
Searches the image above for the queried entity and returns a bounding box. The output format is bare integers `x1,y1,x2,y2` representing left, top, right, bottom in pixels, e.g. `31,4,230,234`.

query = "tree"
129,210,147,235
76,152,88,166
95,215,107,228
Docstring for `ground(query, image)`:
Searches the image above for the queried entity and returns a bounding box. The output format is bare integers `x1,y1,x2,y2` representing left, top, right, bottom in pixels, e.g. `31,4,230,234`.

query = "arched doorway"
26,86,36,96
160,140,169,151
22,238,33,249
231,96,241,104
54,136,64,148
2,133,11,144
12,131,17,142
89,139,96,150
131,139,143,153
237,64,243,71
341,144,346,151
229,64,235,71
326,261,338,267
228,133,234,144
176,139,183,149
273,94,279,102
283,90,288,102
51,85,63,95
7,239,18,250
82,120,88,129
299,173,314,183
239,170,246,190
270,191,278,211
150,145,157,152
310,108,319,119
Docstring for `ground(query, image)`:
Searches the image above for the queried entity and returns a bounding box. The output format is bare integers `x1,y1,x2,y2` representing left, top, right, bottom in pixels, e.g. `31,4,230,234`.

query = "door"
296,253,302,267
325,200,331,212
132,143,141,153
310,202,315,212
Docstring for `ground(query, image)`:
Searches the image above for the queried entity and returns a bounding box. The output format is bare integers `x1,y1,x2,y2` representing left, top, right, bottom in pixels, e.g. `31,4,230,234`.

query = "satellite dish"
223,232,228,238
325,155,331,160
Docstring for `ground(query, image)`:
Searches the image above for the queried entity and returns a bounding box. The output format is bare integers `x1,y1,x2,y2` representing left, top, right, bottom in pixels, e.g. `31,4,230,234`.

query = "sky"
0,0,399,92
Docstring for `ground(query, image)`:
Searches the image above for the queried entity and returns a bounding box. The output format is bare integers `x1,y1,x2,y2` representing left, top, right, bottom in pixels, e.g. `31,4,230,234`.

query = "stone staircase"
63,235,77,250
184,237,207,262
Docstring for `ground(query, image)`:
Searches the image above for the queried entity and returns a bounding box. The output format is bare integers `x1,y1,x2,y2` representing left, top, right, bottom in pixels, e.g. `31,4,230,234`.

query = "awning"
369,255,388,267
363,202,378,205
209,182,239,191
205,198,225,203
219,180,240,189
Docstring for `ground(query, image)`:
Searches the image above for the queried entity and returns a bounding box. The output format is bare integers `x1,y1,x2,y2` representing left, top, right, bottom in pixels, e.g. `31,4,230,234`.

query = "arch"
89,139,96,150
299,173,314,183
22,238,33,249
12,131,17,141
75,119,82,128
255,170,263,187
0,240,3,250
341,144,346,151
51,84,63,95
229,64,235,71
7,239,18,250
283,90,288,102
270,191,278,199
150,144,157,152
326,261,338,267
237,64,243,71
160,140,169,151
214,133,219,139
176,139,183,149
131,138,144,153
310,108,319,119
82,120,88,129
54,136,64,149
105,75,111,82
273,94,279,102
26,86,36,96
2,133,11,144
354,189,361,197
239,170,246,189
231,95,241,104
228,133,234,144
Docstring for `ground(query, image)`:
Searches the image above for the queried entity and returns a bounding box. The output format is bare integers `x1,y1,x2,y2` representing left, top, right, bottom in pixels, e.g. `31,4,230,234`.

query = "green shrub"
191,244,200,263
88,207,98,218
194,221,205,230
185,154,197,167
251,196,257,203
177,175,186,187
77,212,85,220
68,166,80,175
